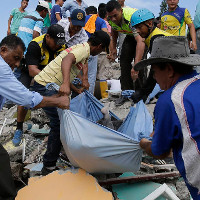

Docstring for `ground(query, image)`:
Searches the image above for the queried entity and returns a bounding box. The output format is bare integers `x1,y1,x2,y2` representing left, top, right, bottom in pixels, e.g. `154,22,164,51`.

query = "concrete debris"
16,169,113,200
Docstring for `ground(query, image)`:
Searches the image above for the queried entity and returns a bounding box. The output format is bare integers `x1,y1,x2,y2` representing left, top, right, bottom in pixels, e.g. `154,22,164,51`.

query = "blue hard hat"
130,9,155,27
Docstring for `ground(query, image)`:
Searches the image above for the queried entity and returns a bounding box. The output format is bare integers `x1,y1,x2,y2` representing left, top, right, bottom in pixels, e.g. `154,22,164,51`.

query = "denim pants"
88,55,98,94
32,82,61,167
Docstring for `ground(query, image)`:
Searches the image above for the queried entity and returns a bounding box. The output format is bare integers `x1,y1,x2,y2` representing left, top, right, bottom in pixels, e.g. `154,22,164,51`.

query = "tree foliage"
159,0,168,17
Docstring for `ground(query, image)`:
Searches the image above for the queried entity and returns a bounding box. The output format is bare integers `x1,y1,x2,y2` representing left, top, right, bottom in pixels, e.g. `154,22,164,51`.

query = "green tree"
159,0,168,17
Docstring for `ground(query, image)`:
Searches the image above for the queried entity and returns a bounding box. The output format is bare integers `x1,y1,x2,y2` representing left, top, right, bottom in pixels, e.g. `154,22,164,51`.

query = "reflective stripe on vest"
18,26,33,34
171,75,200,192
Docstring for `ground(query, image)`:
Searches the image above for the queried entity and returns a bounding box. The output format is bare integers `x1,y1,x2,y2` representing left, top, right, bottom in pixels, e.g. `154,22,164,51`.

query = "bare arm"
108,29,118,61
188,23,197,51
32,30,40,39
81,63,89,90
59,53,76,96
28,65,41,77
7,15,13,35
34,95,70,109
56,13,62,22
140,138,171,159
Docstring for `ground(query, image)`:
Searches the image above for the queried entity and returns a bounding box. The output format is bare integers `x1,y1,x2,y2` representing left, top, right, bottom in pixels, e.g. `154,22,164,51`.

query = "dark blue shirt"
51,4,62,25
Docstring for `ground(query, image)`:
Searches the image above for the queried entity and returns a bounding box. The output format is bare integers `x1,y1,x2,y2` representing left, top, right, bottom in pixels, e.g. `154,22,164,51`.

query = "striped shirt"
34,42,90,86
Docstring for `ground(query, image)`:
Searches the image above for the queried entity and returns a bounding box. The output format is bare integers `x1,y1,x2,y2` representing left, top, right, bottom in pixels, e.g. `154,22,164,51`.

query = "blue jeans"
32,82,61,167
88,55,98,94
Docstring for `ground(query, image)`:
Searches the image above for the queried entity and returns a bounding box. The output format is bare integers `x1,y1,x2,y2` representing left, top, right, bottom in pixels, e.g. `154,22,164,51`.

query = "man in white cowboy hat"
137,36,200,200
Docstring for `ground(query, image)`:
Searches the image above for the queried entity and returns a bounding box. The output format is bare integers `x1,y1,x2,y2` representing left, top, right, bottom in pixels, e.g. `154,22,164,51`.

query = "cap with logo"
38,0,50,12
47,24,66,46
70,9,86,27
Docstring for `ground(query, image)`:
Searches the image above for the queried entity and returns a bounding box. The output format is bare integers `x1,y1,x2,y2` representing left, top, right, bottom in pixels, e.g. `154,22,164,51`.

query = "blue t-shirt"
194,0,200,29
85,15,107,38
17,11,44,51
152,71,200,199
51,4,62,25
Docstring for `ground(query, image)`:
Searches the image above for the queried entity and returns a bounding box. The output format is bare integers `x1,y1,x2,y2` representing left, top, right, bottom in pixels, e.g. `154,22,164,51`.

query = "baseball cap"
47,24,66,46
38,1,50,12
92,30,110,53
70,9,86,27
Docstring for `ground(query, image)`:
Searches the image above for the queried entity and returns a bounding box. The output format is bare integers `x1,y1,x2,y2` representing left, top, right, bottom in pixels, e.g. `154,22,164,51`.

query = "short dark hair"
106,0,121,13
36,5,48,12
22,0,29,2
85,6,97,15
0,35,25,52
156,62,194,75
98,3,107,19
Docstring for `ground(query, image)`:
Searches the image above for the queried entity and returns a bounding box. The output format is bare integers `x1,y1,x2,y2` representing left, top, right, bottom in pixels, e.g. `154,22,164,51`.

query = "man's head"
130,9,155,38
68,9,85,33
98,3,107,19
134,36,200,90
21,0,29,10
85,6,97,15
167,0,179,11
118,0,125,7
106,0,122,26
36,0,50,18
88,30,110,56
0,35,25,70
55,0,65,7
46,24,66,50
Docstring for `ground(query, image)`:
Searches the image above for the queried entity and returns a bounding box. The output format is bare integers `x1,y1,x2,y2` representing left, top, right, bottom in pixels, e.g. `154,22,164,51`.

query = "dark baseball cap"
70,9,86,27
47,24,66,45
92,30,110,53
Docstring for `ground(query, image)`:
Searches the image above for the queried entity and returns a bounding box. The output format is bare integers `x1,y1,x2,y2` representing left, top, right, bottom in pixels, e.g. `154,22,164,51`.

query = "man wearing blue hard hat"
129,8,172,104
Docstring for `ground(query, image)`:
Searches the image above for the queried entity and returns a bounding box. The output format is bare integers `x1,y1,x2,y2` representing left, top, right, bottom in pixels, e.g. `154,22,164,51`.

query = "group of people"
1,0,200,199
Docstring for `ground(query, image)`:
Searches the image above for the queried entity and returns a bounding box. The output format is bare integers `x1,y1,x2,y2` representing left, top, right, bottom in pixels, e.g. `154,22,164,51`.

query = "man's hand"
56,95,70,109
191,42,197,52
82,79,90,90
58,83,71,96
131,68,139,81
107,48,117,62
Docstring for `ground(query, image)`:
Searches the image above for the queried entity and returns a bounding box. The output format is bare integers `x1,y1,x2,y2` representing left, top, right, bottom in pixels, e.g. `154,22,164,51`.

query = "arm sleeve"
10,8,16,16
54,5,61,14
184,9,193,25
71,45,89,64
0,63,43,108
151,93,179,156
25,41,41,66
100,18,108,29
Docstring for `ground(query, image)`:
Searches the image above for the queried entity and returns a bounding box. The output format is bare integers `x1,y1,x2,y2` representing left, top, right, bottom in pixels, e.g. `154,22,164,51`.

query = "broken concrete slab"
16,168,113,200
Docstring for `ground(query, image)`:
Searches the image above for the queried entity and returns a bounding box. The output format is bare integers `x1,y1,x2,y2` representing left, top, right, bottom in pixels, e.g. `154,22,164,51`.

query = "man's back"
18,11,44,49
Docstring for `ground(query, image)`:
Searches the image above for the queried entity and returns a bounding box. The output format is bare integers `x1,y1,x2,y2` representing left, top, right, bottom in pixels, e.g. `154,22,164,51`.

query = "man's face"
107,8,122,25
21,0,28,9
0,46,24,70
41,9,48,18
58,0,65,7
135,23,149,38
167,0,179,11
152,64,171,91
69,21,82,34
46,34,61,51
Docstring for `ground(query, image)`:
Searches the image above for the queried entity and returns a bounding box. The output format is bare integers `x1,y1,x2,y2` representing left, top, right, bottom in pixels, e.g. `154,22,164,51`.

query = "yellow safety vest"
32,34,66,68
109,7,137,35
145,27,172,49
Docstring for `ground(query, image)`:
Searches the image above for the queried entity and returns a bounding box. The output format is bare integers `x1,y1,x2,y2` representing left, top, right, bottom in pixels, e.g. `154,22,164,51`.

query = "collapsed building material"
99,172,180,186
16,169,113,200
